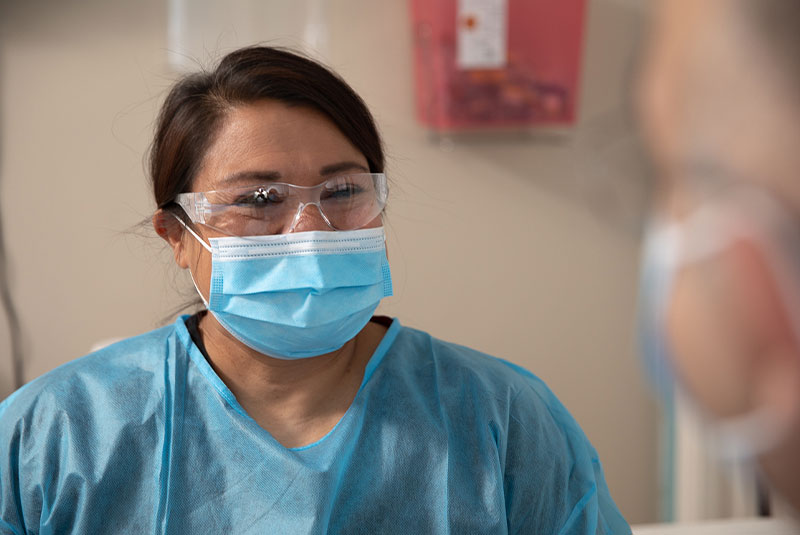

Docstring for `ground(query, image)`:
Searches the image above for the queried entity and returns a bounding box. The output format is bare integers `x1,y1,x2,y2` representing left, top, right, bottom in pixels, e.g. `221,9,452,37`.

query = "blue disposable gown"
0,317,630,534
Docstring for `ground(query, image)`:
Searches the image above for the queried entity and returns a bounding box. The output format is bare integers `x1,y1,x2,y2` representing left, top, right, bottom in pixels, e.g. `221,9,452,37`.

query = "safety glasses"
174,173,388,236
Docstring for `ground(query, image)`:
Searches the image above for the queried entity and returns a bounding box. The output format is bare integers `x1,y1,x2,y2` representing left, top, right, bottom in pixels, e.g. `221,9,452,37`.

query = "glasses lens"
196,174,387,236
320,174,386,230
203,184,298,236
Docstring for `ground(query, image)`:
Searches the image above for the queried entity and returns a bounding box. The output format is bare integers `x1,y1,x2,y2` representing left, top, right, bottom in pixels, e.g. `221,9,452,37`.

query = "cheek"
666,262,757,418
363,215,384,229
184,235,214,298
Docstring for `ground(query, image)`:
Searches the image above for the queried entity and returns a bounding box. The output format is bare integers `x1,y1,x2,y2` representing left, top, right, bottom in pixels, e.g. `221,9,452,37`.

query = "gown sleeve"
0,390,28,535
502,373,631,535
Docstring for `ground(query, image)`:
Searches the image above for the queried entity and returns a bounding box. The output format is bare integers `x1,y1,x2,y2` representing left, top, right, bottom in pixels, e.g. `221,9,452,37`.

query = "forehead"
636,0,728,166
193,100,367,192
638,0,800,205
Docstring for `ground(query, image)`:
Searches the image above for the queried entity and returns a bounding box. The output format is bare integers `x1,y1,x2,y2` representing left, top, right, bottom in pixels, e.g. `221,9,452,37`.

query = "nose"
287,202,334,233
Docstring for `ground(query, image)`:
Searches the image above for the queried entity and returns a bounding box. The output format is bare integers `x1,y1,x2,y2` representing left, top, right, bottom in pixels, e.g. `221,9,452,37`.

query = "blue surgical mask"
637,218,681,400
182,225,393,359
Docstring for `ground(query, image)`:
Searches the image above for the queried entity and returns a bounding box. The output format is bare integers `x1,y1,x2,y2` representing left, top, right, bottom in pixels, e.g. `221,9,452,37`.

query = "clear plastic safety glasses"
173,173,388,237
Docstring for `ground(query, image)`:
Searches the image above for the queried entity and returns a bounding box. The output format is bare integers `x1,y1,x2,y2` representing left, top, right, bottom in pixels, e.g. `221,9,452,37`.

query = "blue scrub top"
0,317,630,534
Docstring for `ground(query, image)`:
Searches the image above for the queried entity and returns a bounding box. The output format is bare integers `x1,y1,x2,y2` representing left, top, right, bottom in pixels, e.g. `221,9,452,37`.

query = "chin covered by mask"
637,185,800,463
182,225,393,359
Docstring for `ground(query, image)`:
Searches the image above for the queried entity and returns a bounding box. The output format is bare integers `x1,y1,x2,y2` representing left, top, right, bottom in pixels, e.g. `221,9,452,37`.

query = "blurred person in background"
637,0,800,513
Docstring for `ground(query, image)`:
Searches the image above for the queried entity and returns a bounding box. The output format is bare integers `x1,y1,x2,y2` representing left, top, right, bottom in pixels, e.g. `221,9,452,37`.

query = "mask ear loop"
173,215,211,307
173,215,212,252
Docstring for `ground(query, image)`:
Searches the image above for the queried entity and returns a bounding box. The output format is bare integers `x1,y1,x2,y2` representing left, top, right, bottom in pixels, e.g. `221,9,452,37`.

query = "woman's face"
638,0,800,428
177,100,379,301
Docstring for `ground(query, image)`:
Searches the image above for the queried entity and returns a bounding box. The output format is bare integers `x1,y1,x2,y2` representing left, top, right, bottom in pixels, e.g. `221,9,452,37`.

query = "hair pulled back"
149,46,385,209
745,0,800,89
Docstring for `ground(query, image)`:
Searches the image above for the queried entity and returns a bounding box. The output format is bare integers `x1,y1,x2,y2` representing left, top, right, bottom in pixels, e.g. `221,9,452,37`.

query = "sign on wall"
411,0,588,131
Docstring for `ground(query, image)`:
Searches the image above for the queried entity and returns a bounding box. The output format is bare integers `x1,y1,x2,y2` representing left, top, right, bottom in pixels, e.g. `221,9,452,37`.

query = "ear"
153,210,191,269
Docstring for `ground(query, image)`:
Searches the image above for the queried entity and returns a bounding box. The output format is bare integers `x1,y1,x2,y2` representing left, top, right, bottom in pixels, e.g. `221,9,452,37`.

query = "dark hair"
149,46,385,209
744,0,800,89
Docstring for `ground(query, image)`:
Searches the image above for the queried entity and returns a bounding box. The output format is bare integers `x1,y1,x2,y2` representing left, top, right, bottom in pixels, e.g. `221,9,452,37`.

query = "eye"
323,181,364,200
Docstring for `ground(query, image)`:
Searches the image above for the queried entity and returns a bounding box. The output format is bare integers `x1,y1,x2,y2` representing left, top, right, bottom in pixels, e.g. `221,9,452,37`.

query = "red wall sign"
411,0,588,131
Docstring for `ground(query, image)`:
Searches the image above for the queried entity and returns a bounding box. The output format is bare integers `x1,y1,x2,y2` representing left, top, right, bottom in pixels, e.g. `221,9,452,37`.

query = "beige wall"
0,0,657,523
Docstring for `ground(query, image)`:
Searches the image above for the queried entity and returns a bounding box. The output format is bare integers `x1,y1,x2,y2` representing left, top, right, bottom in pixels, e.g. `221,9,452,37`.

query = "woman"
0,46,629,533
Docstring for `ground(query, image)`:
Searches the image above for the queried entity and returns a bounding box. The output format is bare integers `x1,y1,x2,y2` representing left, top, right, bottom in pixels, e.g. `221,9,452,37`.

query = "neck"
197,312,383,447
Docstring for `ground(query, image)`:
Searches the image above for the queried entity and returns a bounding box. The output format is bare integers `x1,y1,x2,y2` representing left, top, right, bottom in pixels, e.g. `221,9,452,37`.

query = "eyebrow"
218,170,282,188
218,161,369,187
319,161,370,176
